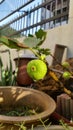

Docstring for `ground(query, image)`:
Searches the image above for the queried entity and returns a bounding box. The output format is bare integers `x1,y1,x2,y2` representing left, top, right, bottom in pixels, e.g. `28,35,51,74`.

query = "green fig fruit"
27,59,47,81
62,71,71,80
62,61,70,68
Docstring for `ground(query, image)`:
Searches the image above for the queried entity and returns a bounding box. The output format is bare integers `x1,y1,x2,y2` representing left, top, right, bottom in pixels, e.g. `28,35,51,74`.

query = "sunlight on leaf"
23,37,41,48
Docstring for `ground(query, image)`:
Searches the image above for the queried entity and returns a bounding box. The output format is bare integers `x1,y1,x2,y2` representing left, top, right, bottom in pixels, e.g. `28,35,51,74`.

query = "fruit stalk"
29,47,41,60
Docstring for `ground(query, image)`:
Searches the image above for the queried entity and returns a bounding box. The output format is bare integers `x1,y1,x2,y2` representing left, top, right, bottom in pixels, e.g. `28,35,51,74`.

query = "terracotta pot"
0,86,56,130
14,57,35,86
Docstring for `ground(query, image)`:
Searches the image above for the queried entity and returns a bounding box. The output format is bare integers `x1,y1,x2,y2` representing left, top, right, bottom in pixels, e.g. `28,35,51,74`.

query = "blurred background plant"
0,49,17,86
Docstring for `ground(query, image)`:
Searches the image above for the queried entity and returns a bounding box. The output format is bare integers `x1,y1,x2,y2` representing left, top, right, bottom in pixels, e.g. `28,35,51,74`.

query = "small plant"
59,120,72,130
14,117,51,130
0,49,17,86
15,122,27,130
0,106,41,117
0,123,5,129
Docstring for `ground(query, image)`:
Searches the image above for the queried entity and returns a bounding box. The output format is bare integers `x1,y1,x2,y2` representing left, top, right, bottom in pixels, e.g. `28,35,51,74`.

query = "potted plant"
0,29,73,97
0,29,57,129
0,29,73,129
0,49,17,86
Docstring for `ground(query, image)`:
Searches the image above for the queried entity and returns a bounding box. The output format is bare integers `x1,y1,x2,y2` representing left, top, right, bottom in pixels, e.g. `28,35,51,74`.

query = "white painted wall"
42,0,73,64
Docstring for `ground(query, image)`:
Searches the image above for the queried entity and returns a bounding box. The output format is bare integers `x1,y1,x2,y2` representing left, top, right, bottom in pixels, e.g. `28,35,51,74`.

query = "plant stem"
29,48,41,59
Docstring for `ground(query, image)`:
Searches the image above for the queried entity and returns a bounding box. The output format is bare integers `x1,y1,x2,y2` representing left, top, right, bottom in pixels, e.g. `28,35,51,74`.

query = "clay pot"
14,57,35,86
0,86,56,129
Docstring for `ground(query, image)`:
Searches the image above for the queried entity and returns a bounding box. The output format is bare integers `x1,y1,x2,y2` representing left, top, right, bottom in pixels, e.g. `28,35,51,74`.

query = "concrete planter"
0,86,56,130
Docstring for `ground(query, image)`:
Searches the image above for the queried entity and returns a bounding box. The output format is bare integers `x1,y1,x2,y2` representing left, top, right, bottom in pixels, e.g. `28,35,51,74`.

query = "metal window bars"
0,0,70,37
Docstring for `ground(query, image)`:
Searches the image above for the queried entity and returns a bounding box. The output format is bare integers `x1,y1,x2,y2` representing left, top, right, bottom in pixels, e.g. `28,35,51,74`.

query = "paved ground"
28,125,73,130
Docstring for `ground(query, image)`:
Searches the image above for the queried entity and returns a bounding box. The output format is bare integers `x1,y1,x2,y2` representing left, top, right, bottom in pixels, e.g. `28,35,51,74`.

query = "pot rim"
0,86,56,124
14,56,36,60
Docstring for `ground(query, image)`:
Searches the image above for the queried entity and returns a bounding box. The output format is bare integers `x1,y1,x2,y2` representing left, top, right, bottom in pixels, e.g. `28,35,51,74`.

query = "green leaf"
0,29,47,51
23,29,47,48
0,36,28,49
23,37,41,48
0,50,17,86
28,34,34,37
35,48,51,56
35,29,46,39
1,67,6,86
35,29,47,46
0,56,3,67
0,36,18,49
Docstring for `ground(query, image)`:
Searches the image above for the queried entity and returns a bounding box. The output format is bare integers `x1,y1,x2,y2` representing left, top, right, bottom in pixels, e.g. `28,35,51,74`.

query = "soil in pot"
0,105,42,117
